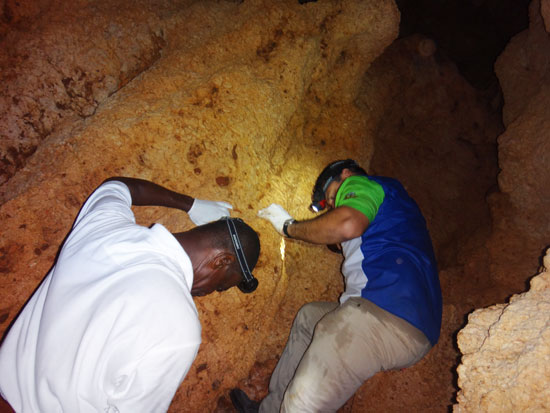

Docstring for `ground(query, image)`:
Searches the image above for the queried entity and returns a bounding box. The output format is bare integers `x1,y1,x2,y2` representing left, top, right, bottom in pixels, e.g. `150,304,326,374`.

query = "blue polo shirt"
336,175,442,346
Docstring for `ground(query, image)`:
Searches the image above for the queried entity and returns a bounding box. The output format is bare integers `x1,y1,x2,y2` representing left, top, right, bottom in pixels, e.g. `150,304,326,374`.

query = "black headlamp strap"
322,176,336,193
322,160,357,192
224,218,254,283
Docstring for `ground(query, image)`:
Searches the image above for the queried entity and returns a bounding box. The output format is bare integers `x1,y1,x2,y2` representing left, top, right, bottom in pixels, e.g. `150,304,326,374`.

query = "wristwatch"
283,219,296,238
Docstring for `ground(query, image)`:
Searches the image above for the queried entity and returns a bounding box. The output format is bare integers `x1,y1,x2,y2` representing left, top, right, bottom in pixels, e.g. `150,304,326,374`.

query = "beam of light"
280,237,286,262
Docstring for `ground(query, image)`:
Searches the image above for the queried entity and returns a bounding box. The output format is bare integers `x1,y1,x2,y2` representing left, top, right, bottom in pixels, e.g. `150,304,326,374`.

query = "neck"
173,231,211,274
173,231,194,253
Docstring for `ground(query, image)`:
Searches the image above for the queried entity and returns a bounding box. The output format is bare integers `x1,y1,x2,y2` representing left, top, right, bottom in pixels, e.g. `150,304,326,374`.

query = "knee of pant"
293,302,321,332
296,301,316,319
314,307,345,336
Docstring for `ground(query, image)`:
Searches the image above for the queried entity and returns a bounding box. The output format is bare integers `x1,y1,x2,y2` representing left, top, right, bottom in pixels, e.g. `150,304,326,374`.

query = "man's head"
177,218,260,297
310,159,367,212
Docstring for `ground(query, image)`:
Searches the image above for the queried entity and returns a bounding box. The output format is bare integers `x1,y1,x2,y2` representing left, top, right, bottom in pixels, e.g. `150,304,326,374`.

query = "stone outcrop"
0,0,168,186
454,0,550,410
454,249,550,412
487,0,550,295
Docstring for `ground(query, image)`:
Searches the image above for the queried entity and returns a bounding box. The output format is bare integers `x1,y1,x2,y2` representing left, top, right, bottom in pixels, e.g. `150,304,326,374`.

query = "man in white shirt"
0,177,260,413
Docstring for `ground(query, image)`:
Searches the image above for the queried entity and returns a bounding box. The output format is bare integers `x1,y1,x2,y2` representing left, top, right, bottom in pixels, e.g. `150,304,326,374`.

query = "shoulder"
86,180,132,210
336,176,385,222
339,176,384,200
72,180,133,228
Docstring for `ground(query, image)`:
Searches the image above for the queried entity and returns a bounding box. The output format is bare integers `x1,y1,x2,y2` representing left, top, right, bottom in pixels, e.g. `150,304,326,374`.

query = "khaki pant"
259,297,431,413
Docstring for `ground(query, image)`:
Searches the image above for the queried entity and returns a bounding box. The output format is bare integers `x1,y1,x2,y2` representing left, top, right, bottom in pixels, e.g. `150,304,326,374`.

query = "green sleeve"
335,176,384,222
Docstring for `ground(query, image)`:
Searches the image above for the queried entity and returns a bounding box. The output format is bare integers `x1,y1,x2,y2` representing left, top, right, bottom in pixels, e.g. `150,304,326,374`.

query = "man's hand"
258,203,293,235
188,199,233,225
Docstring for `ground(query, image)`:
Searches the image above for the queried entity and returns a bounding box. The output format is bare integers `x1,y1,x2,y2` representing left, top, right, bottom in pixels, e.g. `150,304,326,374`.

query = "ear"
341,168,353,179
212,252,236,269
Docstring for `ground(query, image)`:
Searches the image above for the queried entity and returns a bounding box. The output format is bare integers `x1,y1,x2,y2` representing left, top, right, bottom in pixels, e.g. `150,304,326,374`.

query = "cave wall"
454,0,550,410
454,250,550,412
0,1,401,411
0,0,168,186
395,0,531,90
486,0,550,295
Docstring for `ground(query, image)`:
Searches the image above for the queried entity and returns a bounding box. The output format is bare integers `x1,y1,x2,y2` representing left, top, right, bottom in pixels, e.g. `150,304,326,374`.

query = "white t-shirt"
0,181,201,413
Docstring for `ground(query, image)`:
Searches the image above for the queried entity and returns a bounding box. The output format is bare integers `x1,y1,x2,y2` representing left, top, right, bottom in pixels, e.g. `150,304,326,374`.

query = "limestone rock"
451,1,550,410
488,0,550,294
0,0,168,186
454,249,550,412
496,0,550,126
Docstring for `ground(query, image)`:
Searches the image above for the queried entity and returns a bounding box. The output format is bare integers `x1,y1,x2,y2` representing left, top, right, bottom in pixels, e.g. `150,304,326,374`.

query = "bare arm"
286,206,369,244
104,177,194,211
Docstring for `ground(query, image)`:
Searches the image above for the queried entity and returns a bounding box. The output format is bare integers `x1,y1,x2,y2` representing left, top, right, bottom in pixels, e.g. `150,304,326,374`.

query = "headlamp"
223,217,258,293
309,174,339,212
309,199,326,213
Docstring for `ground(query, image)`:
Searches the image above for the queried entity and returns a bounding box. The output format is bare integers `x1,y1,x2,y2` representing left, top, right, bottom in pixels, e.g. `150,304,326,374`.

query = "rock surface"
486,0,550,297
454,249,550,412
0,0,168,186
453,1,550,410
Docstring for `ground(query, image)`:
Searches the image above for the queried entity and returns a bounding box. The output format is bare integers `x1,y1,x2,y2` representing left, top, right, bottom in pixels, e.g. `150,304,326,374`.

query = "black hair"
311,159,367,203
203,220,259,266
194,218,260,282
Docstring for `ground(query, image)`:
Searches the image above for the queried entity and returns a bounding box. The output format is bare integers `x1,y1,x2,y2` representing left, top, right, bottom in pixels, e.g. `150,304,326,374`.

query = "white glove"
258,203,293,235
188,199,233,225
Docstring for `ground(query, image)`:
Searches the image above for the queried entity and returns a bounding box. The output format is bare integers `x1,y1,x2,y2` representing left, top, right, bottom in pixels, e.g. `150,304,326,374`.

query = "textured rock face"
454,250,550,412
454,0,550,410
0,1,400,411
488,0,550,294
0,0,168,185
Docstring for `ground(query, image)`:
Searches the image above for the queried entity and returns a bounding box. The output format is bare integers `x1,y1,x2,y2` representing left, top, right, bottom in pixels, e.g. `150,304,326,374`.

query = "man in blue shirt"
231,159,442,412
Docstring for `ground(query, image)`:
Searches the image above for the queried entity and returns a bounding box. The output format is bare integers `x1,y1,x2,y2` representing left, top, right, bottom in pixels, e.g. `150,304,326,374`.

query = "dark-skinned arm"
105,177,233,225
104,177,194,211
286,206,369,245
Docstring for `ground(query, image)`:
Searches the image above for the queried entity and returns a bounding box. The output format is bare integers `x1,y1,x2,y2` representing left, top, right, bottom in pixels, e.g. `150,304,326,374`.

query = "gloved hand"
258,203,293,235
188,199,233,225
